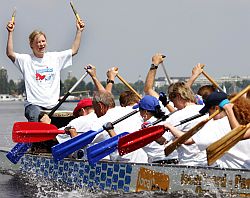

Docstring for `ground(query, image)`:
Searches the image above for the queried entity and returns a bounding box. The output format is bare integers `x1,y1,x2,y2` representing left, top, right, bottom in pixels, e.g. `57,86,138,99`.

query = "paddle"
12,122,65,143
11,8,16,23
164,85,250,157
86,110,177,162
7,70,89,163
48,71,88,117
116,73,142,99
87,132,129,165
160,55,171,85
6,143,32,164
70,1,84,28
206,123,250,166
201,70,224,93
118,111,204,156
51,109,139,162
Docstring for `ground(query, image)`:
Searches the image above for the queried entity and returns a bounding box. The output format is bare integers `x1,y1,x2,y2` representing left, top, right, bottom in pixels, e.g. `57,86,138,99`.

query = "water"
0,102,218,198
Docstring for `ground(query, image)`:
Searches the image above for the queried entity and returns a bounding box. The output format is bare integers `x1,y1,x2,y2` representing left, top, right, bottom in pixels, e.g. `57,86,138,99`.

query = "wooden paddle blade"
12,122,63,143
87,132,129,165
52,130,101,162
207,124,249,166
118,125,165,156
6,143,32,164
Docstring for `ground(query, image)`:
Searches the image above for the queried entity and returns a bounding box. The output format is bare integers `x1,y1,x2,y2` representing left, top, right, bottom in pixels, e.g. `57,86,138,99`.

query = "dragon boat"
2,110,250,197
0,148,249,197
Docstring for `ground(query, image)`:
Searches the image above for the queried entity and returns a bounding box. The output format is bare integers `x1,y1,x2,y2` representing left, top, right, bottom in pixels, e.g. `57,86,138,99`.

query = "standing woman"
6,16,85,122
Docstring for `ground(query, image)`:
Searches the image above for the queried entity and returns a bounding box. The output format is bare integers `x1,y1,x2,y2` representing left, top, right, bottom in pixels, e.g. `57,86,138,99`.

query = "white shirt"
193,116,250,169
164,104,209,166
14,50,72,108
90,106,148,163
140,116,179,163
56,111,98,143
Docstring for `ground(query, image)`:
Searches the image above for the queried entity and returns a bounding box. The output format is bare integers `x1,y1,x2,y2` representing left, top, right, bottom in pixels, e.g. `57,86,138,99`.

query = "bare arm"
186,63,205,88
68,128,78,138
85,65,106,91
223,103,240,129
144,54,175,112
144,53,164,98
71,19,85,56
163,122,195,145
6,21,16,62
243,127,250,139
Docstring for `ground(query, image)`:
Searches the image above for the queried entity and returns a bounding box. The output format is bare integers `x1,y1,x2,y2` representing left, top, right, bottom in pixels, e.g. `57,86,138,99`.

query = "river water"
0,101,217,198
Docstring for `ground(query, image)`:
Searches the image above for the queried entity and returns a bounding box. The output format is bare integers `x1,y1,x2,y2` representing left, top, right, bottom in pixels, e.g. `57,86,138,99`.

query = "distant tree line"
0,76,249,97
0,76,145,98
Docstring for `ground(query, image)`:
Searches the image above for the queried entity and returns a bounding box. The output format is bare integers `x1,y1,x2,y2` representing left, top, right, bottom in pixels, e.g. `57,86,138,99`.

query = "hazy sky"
1,0,250,83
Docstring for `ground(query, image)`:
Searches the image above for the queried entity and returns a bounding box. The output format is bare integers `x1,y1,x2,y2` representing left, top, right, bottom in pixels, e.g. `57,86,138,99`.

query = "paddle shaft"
207,123,250,166
151,110,178,126
161,62,171,85
164,85,250,156
202,71,224,92
11,9,16,23
116,74,141,99
111,110,138,125
70,1,81,22
48,71,88,117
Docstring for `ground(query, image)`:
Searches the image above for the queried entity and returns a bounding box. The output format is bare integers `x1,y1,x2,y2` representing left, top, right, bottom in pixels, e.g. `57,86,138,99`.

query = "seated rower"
193,92,250,169
161,82,209,166
88,90,147,163
134,95,179,164
165,91,250,169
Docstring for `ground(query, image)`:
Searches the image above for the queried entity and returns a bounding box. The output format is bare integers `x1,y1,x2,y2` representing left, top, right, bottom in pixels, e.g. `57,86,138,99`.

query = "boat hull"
1,149,249,196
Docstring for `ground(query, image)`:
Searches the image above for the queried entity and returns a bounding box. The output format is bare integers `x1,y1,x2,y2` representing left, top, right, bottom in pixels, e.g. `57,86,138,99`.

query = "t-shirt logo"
35,67,54,88
36,73,46,80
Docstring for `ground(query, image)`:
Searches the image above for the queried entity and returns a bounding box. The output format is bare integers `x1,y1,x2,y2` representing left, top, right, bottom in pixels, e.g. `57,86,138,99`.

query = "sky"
1,0,250,83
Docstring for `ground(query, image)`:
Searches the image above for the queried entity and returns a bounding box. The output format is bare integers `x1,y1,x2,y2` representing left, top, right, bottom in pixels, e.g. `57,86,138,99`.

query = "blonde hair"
29,30,46,47
168,82,196,103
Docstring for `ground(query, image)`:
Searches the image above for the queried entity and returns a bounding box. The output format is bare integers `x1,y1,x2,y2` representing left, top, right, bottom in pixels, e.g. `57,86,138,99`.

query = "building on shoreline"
154,75,250,93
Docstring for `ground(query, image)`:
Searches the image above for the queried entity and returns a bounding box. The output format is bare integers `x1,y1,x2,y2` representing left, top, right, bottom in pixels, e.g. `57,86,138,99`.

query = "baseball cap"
73,98,93,117
199,91,228,115
133,95,160,111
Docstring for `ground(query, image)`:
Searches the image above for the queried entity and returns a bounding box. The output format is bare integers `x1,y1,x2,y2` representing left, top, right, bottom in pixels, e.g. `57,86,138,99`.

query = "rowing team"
34,54,250,170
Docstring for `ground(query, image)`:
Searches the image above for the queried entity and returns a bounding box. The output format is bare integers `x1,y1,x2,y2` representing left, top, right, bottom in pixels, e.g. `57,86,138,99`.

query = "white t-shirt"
139,116,179,163
90,106,148,163
56,111,98,143
164,104,209,166
14,50,72,108
193,116,250,169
